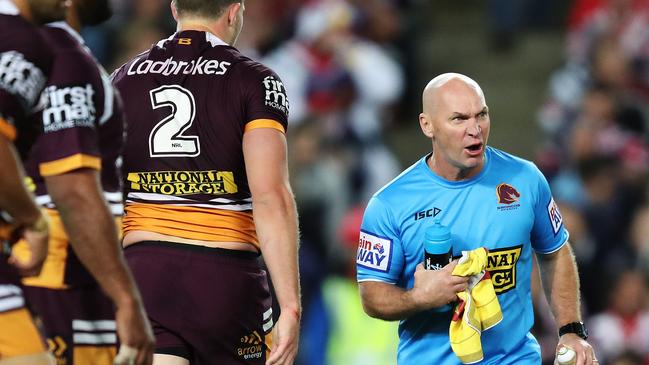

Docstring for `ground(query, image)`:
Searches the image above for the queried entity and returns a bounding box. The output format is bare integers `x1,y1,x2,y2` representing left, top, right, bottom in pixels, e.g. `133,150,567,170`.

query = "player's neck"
65,6,81,32
11,0,34,23
427,153,484,182
177,19,230,44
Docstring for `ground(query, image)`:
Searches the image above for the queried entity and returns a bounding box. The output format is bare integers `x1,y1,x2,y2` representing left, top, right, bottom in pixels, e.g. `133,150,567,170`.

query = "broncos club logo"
496,183,520,205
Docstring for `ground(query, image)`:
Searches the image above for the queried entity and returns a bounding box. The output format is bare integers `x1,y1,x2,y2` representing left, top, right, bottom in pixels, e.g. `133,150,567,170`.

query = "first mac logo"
356,231,392,273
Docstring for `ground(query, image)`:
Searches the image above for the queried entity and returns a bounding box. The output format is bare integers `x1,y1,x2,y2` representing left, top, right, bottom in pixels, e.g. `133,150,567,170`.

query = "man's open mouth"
465,143,483,154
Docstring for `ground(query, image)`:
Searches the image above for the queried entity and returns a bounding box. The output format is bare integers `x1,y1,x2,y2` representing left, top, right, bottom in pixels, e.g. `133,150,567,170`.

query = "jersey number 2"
149,85,200,157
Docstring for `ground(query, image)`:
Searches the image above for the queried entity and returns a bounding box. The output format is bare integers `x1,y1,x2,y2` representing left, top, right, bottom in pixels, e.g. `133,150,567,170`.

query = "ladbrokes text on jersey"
126,56,231,76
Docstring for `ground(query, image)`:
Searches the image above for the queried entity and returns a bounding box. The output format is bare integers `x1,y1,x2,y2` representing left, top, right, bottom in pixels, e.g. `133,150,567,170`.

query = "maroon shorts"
124,241,273,365
23,284,116,365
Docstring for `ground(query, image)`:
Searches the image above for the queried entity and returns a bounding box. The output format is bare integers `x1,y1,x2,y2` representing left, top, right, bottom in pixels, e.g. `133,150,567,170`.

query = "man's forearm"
45,170,141,306
0,137,42,224
359,281,423,321
537,243,582,329
254,187,301,316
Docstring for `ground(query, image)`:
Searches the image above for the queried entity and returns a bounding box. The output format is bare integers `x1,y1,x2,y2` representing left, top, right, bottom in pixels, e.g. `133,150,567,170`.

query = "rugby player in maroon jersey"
112,1,300,364
12,0,155,364
0,0,66,364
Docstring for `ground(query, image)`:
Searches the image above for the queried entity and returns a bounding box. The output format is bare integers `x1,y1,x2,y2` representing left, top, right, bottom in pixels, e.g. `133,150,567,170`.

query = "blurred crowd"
535,0,649,364
79,0,649,364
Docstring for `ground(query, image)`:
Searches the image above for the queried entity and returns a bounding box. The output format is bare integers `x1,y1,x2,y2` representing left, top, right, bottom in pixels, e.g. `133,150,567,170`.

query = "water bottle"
424,219,453,312
424,219,452,271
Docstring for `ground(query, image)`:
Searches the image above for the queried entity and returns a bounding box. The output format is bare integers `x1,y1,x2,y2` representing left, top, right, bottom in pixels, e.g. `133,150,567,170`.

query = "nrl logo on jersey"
41,83,96,133
486,245,522,294
0,51,46,109
263,76,289,115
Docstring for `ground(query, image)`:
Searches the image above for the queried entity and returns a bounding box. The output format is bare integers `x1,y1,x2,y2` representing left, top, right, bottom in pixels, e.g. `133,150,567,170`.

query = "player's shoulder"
0,14,51,57
41,28,100,78
372,156,427,204
110,47,154,84
0,13,39,39
229,50,282,80
487,146,541,175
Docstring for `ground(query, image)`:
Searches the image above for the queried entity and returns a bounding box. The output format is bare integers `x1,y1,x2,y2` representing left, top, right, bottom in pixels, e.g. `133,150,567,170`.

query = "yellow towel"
449,248,503,364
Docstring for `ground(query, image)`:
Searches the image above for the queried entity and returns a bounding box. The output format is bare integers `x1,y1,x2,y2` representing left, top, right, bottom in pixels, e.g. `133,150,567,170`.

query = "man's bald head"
422,73,485,115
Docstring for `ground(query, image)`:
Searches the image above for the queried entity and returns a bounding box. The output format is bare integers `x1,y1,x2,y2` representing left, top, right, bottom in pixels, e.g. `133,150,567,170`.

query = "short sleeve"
238,61,289,134
31,51,102,176
530,165,569,254
356,196,405,284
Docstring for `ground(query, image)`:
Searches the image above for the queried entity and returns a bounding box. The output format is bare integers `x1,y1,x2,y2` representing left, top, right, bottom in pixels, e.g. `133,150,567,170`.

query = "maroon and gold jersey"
112,31,289,249
0,2,52,151
0,0,52,282
14,22,125,289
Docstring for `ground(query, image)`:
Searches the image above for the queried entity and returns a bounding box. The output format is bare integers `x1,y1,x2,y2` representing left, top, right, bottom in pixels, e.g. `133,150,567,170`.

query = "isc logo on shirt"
547,198,563,235
357,231,392,273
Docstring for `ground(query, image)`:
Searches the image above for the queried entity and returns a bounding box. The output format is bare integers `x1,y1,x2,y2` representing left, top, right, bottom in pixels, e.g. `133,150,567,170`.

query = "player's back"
112,30,289,249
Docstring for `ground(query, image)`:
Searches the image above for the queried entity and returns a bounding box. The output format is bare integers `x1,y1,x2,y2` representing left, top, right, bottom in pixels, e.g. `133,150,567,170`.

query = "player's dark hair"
173,0,242,18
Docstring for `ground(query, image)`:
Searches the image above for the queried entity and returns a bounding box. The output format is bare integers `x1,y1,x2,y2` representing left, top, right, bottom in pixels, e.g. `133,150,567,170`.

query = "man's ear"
419,113,434,138
227,2,241,25
171,0,178,21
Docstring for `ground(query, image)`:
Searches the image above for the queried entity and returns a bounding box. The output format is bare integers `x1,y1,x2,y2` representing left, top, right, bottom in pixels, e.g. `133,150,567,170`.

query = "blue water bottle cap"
425,219,451,242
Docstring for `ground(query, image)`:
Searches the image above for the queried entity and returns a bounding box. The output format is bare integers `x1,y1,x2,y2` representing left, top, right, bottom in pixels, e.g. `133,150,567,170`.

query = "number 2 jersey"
357,147,570,365
111,31,289,249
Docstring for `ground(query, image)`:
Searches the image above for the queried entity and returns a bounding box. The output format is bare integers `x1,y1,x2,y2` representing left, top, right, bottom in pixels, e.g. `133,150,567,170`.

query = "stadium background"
82,0,649,364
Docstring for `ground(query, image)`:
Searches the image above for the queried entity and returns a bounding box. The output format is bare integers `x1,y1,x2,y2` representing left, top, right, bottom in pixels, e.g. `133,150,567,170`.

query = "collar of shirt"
47,21,85,45
157,30,229,49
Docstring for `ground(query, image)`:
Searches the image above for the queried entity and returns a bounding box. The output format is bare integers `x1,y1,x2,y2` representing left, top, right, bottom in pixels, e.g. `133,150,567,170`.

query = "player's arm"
0,135,45,226
44,169,154,364
243,127,300,365
537,243,596,364
531,164,596,364
536,243,581,329
360,261,468,321
0,135,49,276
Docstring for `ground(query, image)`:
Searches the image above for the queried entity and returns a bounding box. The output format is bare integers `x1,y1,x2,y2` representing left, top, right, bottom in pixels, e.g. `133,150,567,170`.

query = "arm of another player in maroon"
243,128,300,365
44,169,154,365
0,135,48,276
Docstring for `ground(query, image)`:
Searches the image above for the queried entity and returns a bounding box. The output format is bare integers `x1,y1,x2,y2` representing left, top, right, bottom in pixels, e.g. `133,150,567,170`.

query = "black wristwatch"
559,322,588,340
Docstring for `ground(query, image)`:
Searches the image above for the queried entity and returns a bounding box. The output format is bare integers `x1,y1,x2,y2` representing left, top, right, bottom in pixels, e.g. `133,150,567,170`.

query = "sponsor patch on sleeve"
0,50,47,109
356,230,393,273
262,75,289,116
41,83,96,133
547,198,563,235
